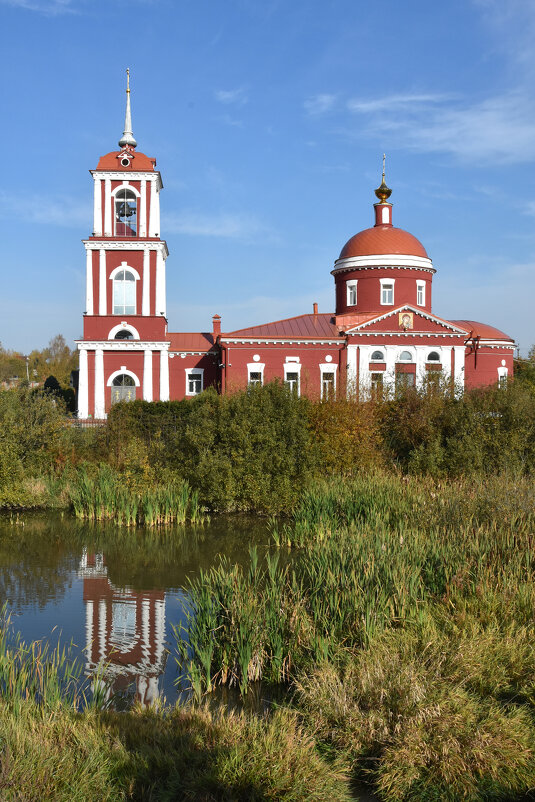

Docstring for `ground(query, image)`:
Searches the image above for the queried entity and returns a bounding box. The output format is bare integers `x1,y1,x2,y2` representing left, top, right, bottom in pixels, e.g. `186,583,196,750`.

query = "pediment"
345,305,469,335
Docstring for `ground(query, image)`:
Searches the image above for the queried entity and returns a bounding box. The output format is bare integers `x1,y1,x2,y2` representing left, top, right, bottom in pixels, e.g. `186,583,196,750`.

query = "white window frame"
398,350,414,363
111,183,140,238
416,280,426,306
107,322,140,340
319,363,337,399
284,362,301,396
346,279,358,307
109,263,140,316
106,367,141,387
370,349,385,362
497,366,508,387
380,278,395,306
247,362,265,387
185,367,204,396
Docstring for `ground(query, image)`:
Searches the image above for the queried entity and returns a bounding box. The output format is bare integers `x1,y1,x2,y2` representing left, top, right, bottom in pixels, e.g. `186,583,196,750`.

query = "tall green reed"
69,465,207,526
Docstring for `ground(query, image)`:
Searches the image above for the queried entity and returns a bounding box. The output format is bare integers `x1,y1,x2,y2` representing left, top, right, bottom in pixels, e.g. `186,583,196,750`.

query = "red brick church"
76,77,515,419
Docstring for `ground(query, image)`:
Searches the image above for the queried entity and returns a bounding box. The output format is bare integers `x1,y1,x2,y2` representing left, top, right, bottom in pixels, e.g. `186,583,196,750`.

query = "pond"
0,511,271,707
0,510,380,801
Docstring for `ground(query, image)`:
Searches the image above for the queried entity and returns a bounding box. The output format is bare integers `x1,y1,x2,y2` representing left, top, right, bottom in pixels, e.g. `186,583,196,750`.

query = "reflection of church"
78,548,166,705
77,73,515,419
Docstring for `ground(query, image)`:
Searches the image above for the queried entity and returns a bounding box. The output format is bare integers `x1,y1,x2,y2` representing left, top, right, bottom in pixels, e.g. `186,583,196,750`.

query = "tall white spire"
118,68,137,149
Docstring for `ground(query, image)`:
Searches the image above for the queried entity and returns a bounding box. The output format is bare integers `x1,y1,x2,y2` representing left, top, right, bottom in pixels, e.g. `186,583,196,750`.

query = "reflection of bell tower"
76,69,171,419
78,549,167,706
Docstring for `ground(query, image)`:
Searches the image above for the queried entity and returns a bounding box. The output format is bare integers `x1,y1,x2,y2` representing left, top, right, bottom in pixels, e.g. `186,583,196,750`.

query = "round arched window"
111,374,136,404
427,351,440,362
114,329,134,340
115,189,137,236
399,351,413,362
371,350,385,361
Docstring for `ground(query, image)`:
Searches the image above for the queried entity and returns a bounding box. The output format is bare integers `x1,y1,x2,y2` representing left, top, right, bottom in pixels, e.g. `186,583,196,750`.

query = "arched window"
371,350,385,361
114,329,134,340
113,270,136,315
427,351,440,362
111,374,136,403
398,350,413,362
115,189,137,237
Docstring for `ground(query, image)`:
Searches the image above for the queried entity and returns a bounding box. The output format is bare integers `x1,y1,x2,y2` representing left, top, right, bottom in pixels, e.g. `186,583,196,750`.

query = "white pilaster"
85,250,93,315
78,348,89,418
94,347,106,419
93,177,102,236
346,344,357,398
143,348,153,401
357,344,370,397
155,249,166,317
159,349,169,401
149,179,160,237
139,180,147,237
415,346,427,391
142,248,150,316
454,345,465,396
104,178,112,236
99,249,107,315
384,346,396,398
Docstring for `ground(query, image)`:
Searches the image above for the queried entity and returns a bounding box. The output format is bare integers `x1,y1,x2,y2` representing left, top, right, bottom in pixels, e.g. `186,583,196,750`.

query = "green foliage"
106,383,315,513
68,464,205,526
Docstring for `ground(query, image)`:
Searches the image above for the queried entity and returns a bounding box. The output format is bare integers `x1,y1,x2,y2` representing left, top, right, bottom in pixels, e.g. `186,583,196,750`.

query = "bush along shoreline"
3,374,535,516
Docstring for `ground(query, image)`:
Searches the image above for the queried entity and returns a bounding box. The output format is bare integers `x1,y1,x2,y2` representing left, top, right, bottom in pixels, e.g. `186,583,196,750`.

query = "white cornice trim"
347,332,465,339
90,171,163,190
220,337,343,345
333,253,434,272
332,263,435,276
345,305,468,334
76,341,170,351
83,240,169,258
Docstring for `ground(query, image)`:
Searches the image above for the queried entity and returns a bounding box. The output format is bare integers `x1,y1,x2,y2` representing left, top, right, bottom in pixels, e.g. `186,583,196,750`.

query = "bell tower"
77,70,171,419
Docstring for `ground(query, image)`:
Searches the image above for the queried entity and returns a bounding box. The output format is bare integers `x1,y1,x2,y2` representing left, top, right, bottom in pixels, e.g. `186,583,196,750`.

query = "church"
76,77,515,419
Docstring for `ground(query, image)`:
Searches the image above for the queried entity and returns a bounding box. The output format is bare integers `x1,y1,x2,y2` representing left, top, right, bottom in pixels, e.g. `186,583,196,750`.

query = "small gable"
346,306,469,335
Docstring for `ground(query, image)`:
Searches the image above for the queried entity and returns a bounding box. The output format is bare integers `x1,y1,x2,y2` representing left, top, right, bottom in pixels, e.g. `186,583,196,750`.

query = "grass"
68,465,206,526
172,471,535,800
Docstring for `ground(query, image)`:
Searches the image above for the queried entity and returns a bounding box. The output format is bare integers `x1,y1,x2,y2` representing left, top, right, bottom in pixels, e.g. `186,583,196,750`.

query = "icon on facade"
399,312,413,330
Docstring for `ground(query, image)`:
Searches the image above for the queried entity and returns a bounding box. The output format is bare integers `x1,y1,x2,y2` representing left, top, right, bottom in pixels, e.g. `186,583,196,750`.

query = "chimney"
313,302,318,315
212,314,221,338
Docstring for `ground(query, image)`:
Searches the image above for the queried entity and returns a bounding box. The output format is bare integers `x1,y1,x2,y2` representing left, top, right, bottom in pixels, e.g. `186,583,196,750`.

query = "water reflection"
79,549,167,707
0,512,271,706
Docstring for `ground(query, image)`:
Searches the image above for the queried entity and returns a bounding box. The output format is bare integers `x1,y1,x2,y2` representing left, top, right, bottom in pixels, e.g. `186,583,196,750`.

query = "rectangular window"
370,372,384,400
284,372,299,394
381,282,394,305
425,370,441,393
248,371,262,387
321,372,335,399
395,372,415,393
187,373,203,395
346,280,357,307
417,281,425,306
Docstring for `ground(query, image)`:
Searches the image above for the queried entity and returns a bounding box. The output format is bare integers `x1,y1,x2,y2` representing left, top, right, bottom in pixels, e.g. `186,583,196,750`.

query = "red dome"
339,225,428,260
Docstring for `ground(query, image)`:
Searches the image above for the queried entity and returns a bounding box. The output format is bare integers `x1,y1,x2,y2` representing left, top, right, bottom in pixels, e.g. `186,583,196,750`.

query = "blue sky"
1,0,534,354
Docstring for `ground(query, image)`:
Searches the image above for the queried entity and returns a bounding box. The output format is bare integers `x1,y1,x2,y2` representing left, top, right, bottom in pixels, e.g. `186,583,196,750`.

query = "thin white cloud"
0,0,77,13
304,93,337,116
345,91,535,165
215,87,248,106
346,93,450,114
0,191,90,227
163,210,275,241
